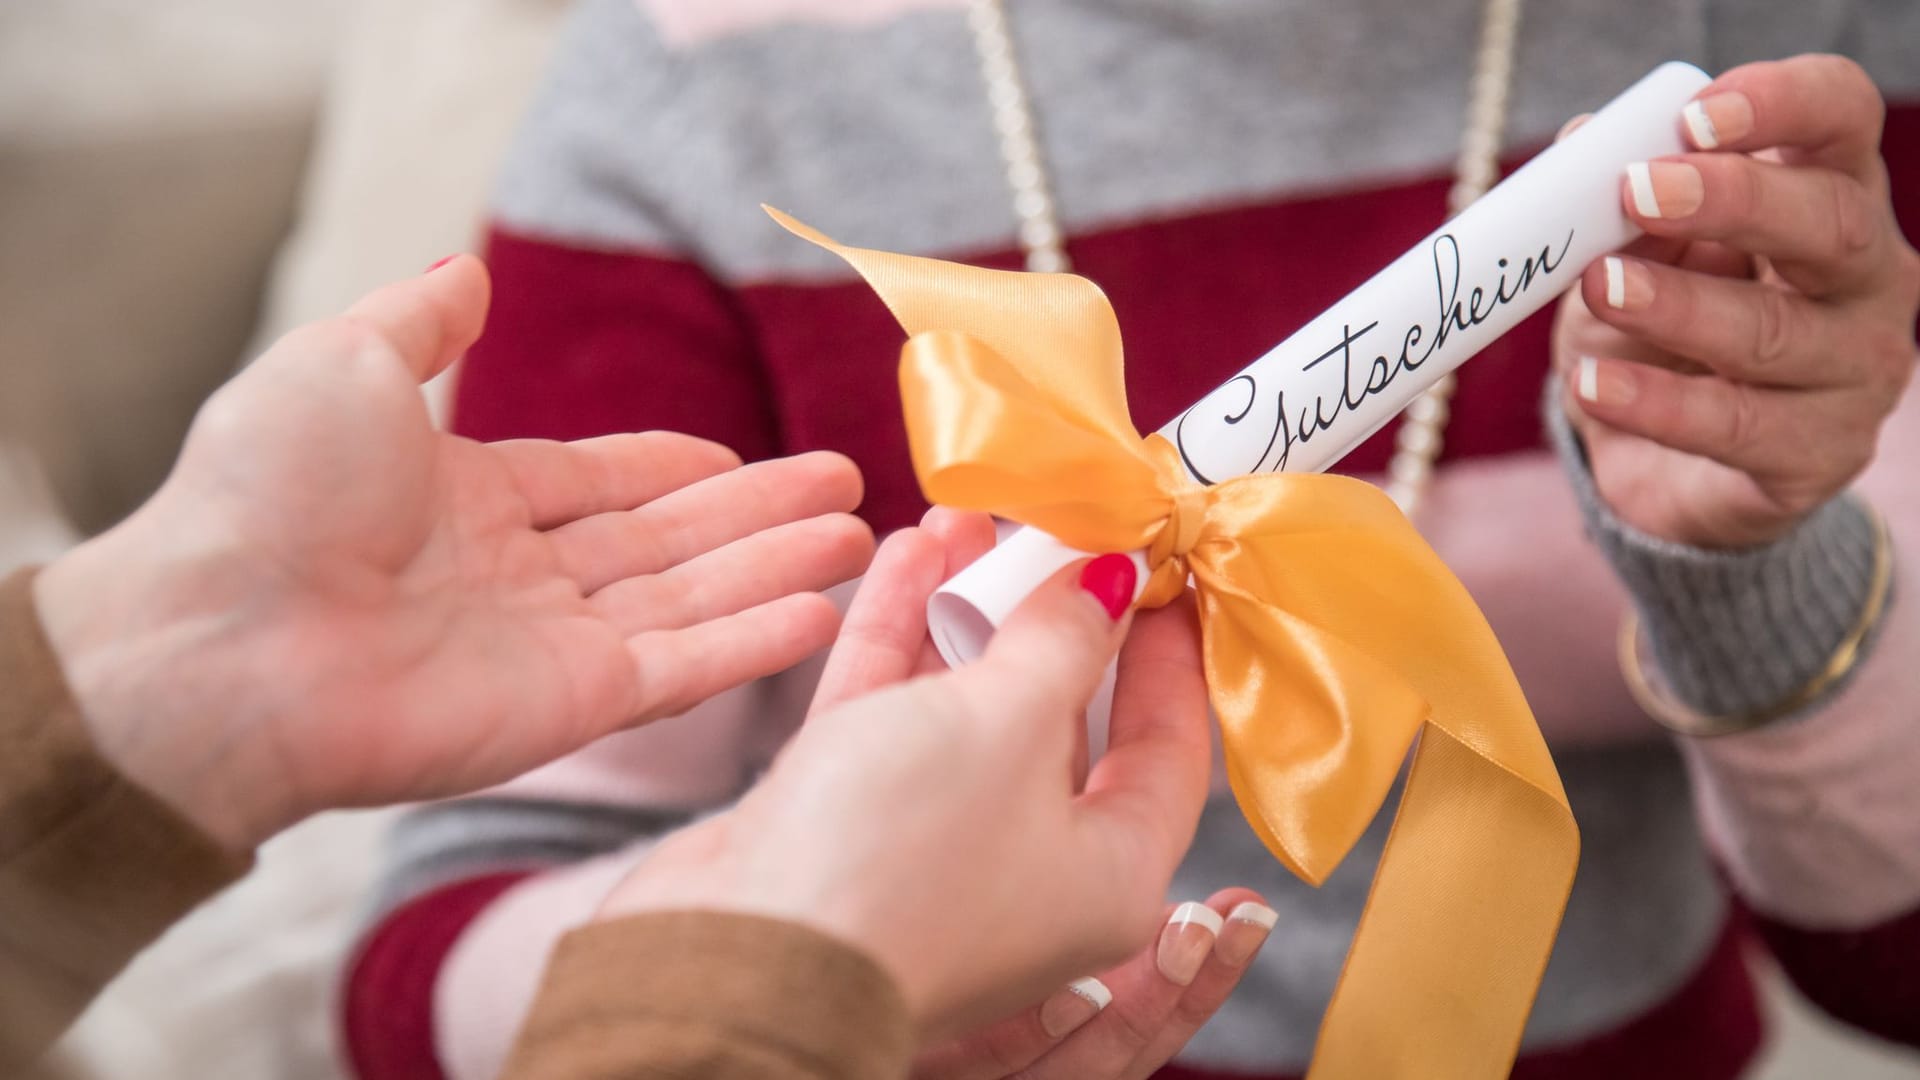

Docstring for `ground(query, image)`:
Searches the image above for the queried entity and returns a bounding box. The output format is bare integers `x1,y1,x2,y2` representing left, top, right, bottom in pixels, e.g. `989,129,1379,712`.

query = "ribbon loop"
774,209,1578,1080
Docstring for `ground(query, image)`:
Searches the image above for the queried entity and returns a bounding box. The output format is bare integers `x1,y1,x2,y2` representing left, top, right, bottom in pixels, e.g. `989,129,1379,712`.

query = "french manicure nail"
1156,901,1223,986
1039,976,1111,1037
425,255,457,274
1215,901,1279,967
1625,161,1703,220
1684,92,1753,150
1079,553,1137,622
1602,256,1653,311
1575,356,1637,408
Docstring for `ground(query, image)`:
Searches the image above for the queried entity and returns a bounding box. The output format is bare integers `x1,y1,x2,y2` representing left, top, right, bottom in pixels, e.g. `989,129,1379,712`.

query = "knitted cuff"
1546,400,1891,719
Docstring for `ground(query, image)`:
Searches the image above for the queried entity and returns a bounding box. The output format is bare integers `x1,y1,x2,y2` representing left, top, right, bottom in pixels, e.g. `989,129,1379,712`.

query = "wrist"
32,511,284,854
1548,394,1889,719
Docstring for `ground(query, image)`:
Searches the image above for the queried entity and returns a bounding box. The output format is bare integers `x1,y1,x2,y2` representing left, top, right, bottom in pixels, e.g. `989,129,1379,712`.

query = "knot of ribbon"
1141,440,1207,603
772,209,1578,1080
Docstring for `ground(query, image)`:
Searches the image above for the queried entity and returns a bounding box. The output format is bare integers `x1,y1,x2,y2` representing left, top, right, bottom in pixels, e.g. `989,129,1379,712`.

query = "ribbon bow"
773,209,1578,1079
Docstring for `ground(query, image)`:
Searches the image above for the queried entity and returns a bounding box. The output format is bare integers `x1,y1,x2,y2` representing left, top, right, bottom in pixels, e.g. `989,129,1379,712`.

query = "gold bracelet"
1618,504,1893,738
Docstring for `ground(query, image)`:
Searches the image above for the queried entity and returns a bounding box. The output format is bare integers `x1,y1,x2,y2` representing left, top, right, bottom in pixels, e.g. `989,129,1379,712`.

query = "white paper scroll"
926,61,1714,666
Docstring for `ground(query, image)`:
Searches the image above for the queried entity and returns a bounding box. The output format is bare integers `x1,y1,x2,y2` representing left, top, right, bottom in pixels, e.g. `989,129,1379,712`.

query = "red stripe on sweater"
1746,897,1920,1045
457,162,1562,533
1887,103,1920,288
341,872,532,1080
456,107,1919,535
1153,913,1761,1080
453,235,784,457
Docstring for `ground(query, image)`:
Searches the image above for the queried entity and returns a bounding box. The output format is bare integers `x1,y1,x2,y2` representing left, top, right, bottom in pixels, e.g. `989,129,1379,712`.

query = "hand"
600,509,1219,1040
913,889,1275,1080
32,259,875,852
1556,54,1920,548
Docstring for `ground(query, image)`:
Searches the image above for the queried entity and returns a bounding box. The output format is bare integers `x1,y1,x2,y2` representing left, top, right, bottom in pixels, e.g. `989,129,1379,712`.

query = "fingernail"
1079,553,1137,622
1602,256,1653,311
1684,92,1752,150
424,255,457,274
1156,901,1222,987
1555,112,1591,143
1039,976,1111,1037
1575,356,1637,408
1625,161,1703,219
1215,902,1278,967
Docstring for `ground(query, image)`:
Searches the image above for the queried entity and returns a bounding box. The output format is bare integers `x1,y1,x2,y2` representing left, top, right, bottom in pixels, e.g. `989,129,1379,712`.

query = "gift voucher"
927,61,1713,665
1166,61,1711,481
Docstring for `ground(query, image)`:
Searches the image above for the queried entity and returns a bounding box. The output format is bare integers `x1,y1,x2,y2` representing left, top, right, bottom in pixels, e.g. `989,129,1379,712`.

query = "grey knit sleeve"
1545,399,1892,720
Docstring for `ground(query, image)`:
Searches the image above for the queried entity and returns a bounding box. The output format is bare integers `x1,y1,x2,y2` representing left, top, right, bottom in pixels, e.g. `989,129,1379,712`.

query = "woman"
347,2,1920,1076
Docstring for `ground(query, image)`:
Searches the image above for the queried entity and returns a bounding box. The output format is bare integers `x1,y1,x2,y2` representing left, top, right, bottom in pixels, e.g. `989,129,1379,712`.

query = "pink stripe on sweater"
637,0,965,48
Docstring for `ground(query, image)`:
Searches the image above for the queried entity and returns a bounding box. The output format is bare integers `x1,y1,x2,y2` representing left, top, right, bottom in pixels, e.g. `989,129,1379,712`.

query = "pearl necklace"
964,0,1524,517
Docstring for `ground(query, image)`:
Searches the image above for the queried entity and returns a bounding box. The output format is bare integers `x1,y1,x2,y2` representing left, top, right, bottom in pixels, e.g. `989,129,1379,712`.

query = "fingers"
1566,356,1871,487
806,509,998,716
591,513,874,635
1622,153,1887,296
546,451,863,591
1579,255,1878,388
1015,893,1272,1080
1122,891,1276,1080
910,980,1103,1080
810,527,950,714
966,554,1136,722
626,591,842,721
1078,592,1211,870
1685,55,1886,180
494,432,743,530
339,255,492,382
920,506,1000,581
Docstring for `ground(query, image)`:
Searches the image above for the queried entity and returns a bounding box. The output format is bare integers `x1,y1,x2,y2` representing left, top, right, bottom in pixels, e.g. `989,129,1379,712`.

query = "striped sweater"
344,2,1920,1078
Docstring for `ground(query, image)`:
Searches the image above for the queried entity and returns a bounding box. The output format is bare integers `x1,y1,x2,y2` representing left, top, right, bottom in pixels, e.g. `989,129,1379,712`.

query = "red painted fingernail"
1079,553,1137,621
424,255,457,274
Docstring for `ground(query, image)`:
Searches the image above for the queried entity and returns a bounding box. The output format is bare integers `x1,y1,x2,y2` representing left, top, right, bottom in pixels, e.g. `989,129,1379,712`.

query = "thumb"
967,553,1139,720
339,255,493,383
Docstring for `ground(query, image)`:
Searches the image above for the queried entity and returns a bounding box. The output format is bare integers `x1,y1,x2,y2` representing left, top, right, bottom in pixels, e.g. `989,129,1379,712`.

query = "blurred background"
1,2,1915,1077
2,3,571,1077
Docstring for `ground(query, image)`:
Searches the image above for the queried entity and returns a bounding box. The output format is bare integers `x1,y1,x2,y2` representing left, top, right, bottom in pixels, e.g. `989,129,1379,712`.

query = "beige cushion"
253,0,576,421
0,1,348,535
38,4,572,1078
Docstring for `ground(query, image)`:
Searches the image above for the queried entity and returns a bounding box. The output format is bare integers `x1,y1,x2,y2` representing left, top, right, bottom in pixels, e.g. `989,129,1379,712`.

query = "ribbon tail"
1190,475,1578,1080
1310,724,1578,1079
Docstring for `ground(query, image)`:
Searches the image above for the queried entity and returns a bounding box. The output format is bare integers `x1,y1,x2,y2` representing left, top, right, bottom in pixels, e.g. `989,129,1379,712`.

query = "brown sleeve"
0,568,251,1070
501,911,916,1080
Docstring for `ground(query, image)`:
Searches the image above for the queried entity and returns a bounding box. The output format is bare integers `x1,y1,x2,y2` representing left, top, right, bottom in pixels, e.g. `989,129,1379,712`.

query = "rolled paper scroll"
926,60,1712,665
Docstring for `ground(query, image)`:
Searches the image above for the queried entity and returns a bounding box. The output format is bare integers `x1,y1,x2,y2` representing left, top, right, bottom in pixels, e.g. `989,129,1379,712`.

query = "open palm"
37,259,874,850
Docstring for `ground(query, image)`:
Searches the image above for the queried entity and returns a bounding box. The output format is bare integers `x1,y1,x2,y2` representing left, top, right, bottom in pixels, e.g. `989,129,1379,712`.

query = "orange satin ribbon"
772,208,1578,1079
